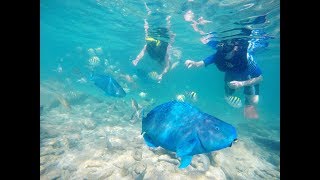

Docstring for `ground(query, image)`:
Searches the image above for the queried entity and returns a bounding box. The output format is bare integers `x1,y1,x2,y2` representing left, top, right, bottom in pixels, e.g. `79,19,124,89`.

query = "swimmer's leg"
244,84,260,119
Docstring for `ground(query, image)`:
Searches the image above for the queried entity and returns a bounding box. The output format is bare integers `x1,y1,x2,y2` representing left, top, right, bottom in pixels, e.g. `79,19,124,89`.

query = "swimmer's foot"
244,105,259,119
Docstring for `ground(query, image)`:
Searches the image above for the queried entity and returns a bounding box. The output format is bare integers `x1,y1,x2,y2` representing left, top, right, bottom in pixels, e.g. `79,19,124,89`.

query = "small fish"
176,94,185,102
56,95,71,110
77,77,87,83
89,56,100,66
87,48,96,57
225,96,242,108
130,98,143,123
139,92,147,98
189,91,198,102
95,47,103,56
90,73,126,97
53,64,63,73
131,98,139,111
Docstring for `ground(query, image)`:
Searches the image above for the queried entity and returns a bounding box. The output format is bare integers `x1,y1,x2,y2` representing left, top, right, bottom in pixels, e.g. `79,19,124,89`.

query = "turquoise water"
40,0,280,179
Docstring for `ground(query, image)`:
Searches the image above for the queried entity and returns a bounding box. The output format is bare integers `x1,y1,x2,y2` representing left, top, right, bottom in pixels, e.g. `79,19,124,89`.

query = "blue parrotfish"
90,73,126,97
141,101,237,169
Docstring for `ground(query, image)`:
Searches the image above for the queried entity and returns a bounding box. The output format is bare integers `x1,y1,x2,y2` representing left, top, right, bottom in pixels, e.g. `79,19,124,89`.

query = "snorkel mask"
146,37,161,46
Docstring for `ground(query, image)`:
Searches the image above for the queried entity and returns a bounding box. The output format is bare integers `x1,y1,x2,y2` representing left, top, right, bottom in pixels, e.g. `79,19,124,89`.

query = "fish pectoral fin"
179,155,193,169
143,134,158,148
176,138,197,157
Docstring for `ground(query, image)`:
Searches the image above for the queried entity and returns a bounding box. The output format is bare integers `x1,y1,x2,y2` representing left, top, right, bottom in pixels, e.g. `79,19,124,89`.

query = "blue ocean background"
40,0,280,179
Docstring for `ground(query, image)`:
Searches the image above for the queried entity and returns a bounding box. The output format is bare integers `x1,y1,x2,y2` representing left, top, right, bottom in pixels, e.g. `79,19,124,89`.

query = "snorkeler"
185,26,273,119
132,2,175,83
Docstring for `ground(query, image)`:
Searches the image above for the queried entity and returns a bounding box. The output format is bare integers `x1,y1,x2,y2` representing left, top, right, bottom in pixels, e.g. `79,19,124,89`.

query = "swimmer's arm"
135,8,149,66
242,75,263,86
144,1,151,16
165,15,175,75
143,1,150,37
166,16,175,44
184,10,206,35
228,75,263,89
158,49,171,81
164,50,171,73
157,16,175,81
191,21,206,35
144,19,149,38
184,60,205,68
185,54,216,68
132,44,147,66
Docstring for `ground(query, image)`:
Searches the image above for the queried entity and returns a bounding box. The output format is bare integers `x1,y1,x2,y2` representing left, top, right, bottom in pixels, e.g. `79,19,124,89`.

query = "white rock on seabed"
213,140,280,179
41,169,61,180
66,134,82,150
132,149,142,161
205,166,227,180
157,154,179,166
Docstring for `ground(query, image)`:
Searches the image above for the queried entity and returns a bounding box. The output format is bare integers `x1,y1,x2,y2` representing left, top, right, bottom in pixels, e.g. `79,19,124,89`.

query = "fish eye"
214,126,219,131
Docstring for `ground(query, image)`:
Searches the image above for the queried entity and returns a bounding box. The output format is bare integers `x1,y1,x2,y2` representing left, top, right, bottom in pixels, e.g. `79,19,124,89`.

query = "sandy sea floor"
40,80,280,180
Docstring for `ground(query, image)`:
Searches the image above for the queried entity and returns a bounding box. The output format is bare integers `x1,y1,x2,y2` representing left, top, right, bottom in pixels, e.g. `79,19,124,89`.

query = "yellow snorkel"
146,37,161,46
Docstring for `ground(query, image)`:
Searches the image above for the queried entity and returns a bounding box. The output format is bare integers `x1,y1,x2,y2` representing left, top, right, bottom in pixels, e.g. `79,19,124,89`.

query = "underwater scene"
40,0,280,179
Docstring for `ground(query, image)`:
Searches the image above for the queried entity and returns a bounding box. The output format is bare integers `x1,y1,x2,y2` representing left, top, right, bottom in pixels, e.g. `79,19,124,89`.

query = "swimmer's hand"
185,60,204,68
228,81,245,89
